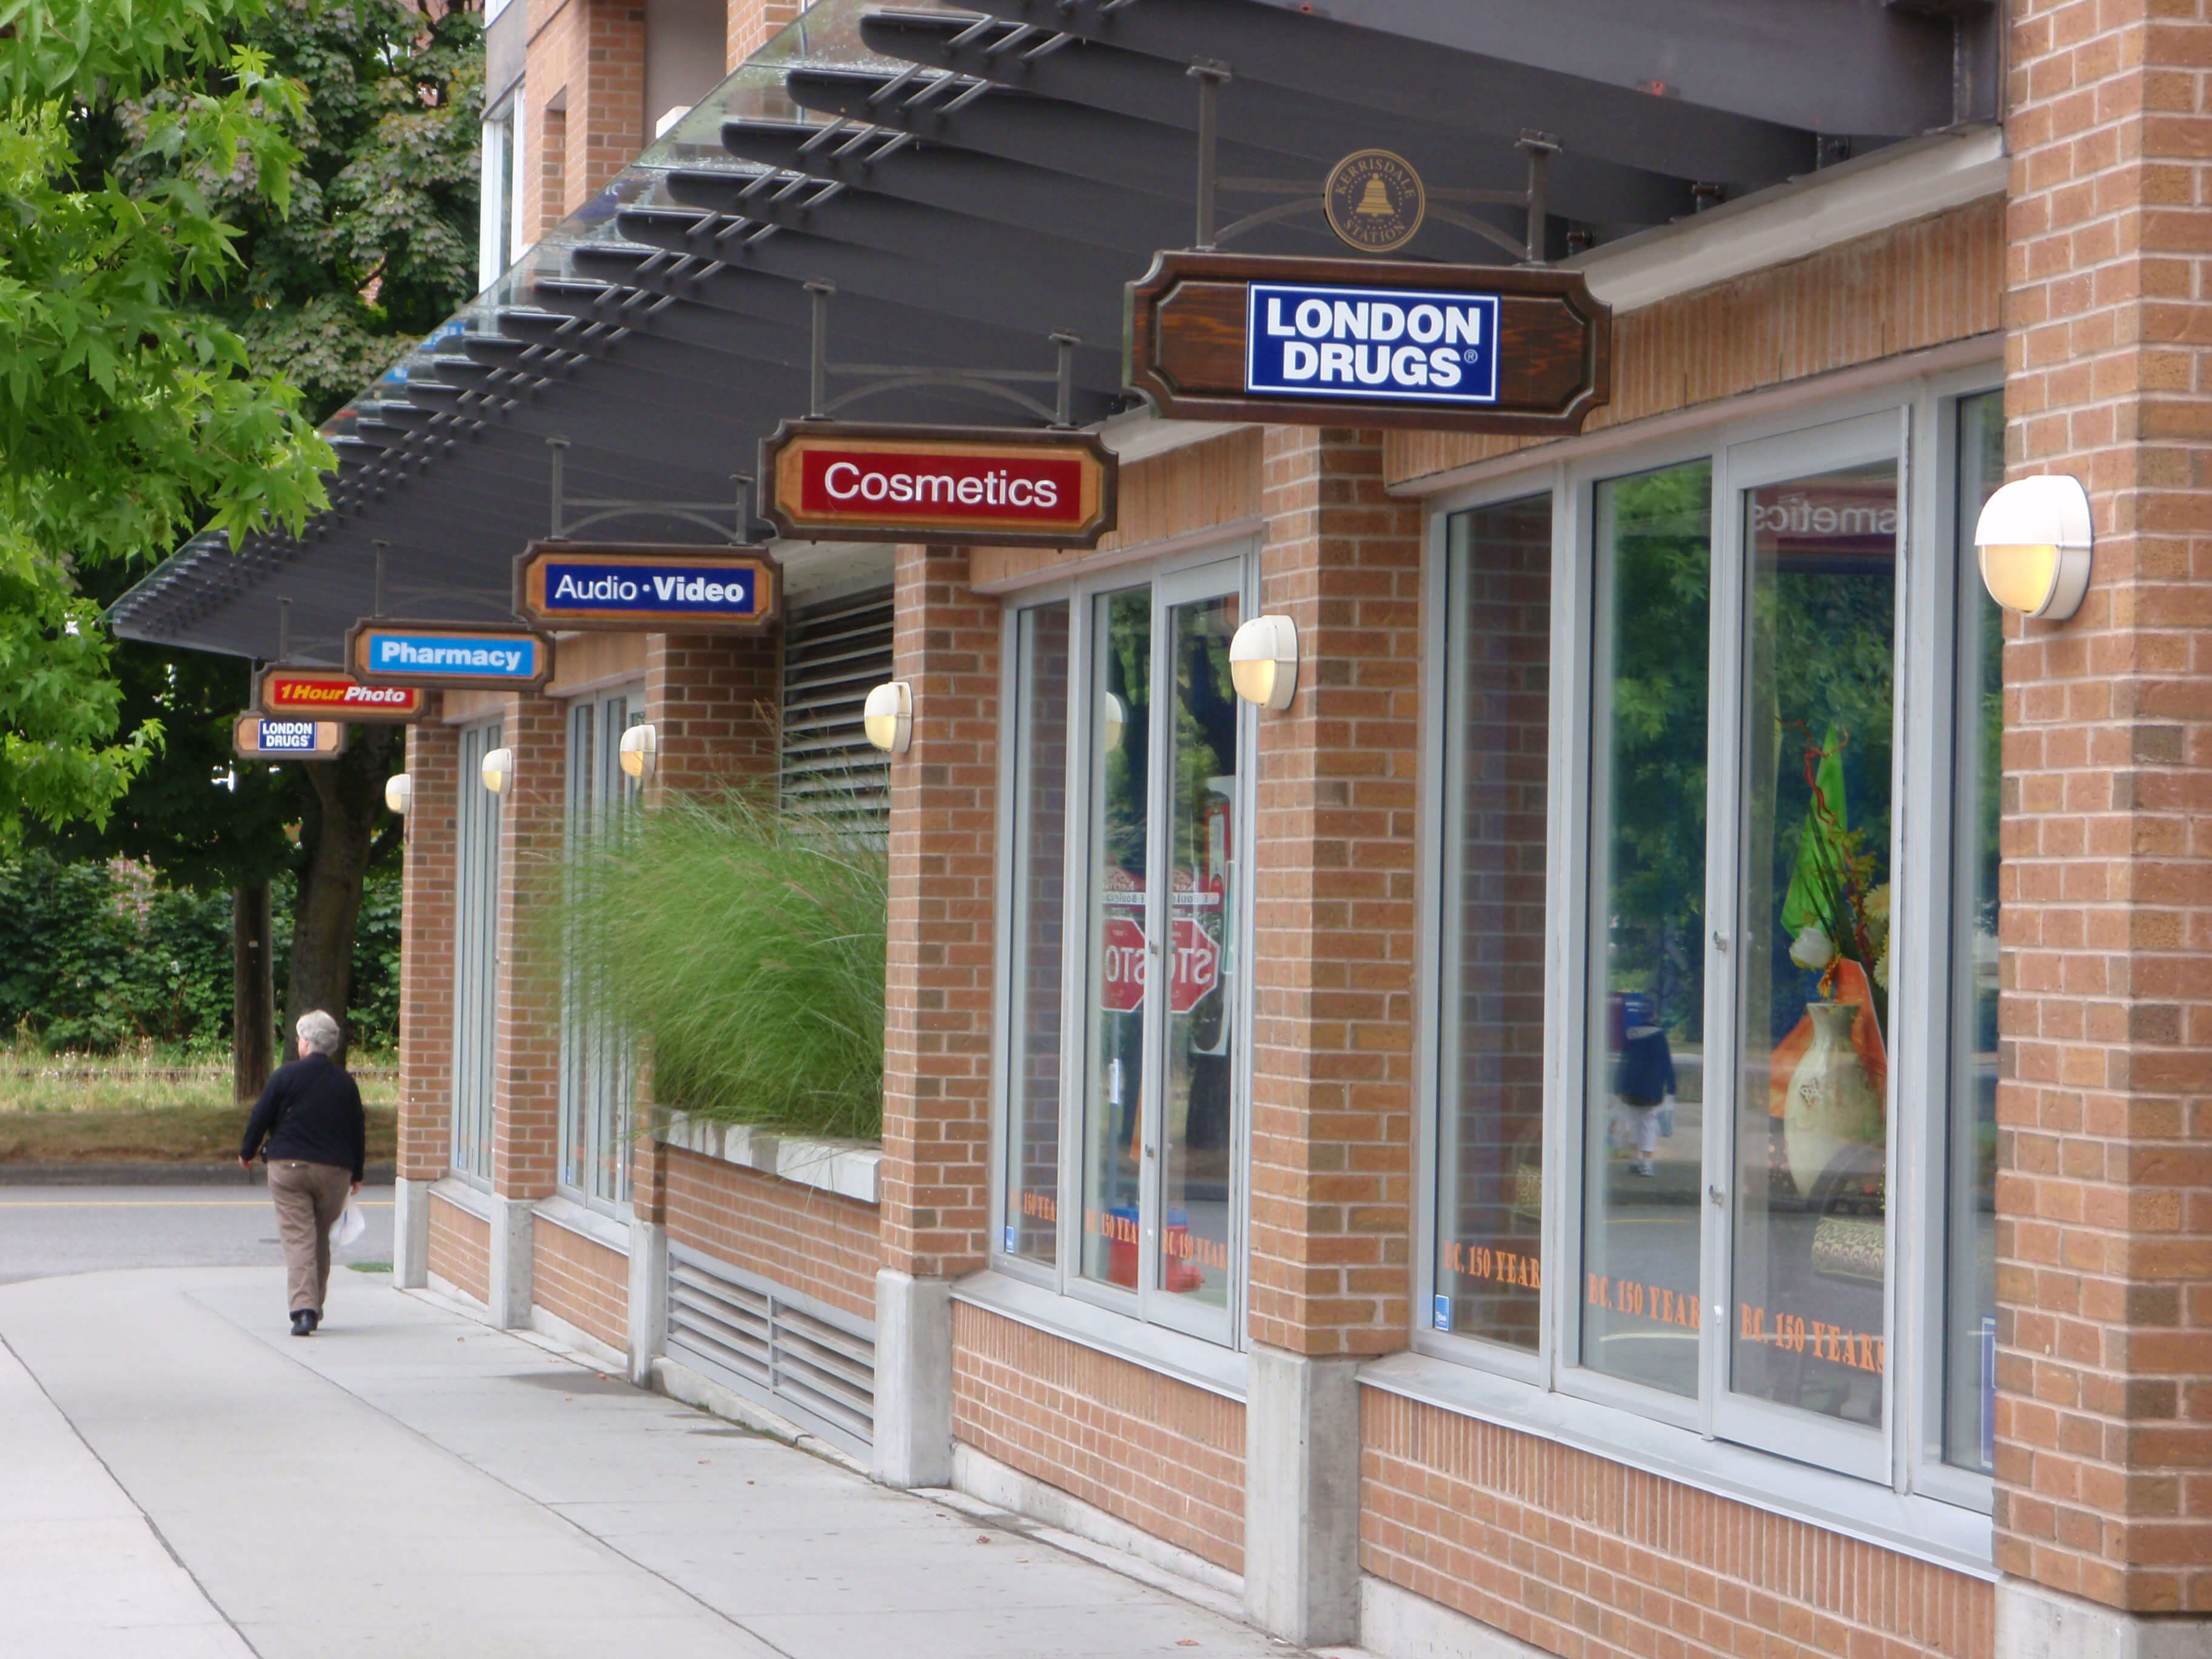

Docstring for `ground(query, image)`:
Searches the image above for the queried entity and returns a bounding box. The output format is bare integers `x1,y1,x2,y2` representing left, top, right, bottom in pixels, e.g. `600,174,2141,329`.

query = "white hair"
296,1010,343,1056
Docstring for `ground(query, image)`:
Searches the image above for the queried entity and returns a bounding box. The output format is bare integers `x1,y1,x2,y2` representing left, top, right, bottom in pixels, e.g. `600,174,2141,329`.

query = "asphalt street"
0,1184,395,1285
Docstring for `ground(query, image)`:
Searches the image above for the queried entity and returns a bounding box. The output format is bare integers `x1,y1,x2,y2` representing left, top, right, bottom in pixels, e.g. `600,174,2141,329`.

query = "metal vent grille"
666,1242,876,1455
780,586,893,830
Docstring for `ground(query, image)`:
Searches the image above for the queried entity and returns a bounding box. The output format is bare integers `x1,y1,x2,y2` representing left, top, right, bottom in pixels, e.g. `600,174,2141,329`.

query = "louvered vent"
666,1242,876,1455
780,586,893,831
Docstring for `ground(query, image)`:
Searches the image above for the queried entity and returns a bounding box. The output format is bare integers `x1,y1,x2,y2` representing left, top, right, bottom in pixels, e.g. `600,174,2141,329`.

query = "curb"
0,1162,398,1187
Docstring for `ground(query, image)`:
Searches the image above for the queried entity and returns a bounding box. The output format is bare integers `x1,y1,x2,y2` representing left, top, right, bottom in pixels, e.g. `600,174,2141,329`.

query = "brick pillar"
876,543,999,1487
520,0,642,236
394,709,460,1288
726,0,805,70
1244,425,1423,1646
1997,5,2212,1649
485,691,566,1327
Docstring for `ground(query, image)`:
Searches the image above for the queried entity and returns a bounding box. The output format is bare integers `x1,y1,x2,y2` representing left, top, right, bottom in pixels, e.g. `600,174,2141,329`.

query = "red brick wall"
724,0,803,69
1247,427,1424,1356
1362,1390,1991,1659
491,692,566,1203
1997,1,2212,1615
429,1193,491,1305
662,1146,880,1322
532,1216,629,1352
880,544,999,1279
952,1302,1246,1574
521,0,645,238
399,714,460,1180
642,631,779,807
1387,198,2005,489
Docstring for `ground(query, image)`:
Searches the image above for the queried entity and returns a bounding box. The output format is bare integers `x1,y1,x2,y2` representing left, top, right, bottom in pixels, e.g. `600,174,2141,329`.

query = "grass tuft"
552,789,886,1142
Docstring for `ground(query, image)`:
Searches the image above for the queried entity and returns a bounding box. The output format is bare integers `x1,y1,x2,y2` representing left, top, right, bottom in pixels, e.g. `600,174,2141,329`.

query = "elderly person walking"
238,1010,366,1336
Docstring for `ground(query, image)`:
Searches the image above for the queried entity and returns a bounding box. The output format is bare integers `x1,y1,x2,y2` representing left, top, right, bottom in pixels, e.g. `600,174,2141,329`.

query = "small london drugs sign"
255,666,426,723
760,421,1118,549
1126,250,1610,436
233,715,345,761
514,542,780,634
347,621,554,691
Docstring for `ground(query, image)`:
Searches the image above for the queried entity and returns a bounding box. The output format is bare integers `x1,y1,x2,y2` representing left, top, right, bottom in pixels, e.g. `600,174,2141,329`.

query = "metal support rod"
806,280,836,418
546,437,569,538
1518,132,1558,266
731,474,754,545
1189,61,1231,250
1051,332,1078,427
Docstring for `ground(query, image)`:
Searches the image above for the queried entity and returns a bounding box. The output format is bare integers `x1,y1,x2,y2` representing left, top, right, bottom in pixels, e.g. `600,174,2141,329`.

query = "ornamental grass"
553,789,886,1142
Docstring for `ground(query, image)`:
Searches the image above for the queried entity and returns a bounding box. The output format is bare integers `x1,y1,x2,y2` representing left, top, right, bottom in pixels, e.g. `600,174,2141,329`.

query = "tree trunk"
285,728,401,1068
232,883,274,1104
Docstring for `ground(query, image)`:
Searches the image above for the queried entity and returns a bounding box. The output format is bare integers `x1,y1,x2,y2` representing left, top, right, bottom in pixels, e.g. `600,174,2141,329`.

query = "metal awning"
109,0,1996,663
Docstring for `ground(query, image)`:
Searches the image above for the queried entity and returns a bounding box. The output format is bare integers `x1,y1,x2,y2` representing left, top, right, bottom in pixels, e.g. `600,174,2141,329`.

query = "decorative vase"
1783,1002,1882,1196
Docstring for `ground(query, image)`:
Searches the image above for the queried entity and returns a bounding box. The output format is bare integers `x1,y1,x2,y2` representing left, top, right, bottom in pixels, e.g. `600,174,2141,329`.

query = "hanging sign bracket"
803,283,1080,427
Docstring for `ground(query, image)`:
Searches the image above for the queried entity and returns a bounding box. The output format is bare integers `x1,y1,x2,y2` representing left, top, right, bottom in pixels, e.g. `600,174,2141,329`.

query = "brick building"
109,3,2212,1657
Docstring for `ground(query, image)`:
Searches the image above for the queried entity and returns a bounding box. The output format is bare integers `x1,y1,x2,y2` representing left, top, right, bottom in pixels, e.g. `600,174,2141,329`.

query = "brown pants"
268,1159,352,1316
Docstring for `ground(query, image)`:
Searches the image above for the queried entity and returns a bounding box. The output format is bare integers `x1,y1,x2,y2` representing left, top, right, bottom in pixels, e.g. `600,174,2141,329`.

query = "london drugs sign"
1125,251,1609,436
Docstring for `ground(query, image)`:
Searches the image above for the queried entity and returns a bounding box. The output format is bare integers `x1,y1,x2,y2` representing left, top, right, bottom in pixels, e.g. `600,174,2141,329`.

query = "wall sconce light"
1973,474,2093,621
383,773,413,815
618,722,658,782
1101,691,1127,752
1228,614,1300,710
480,746,515,796
863,681,913,754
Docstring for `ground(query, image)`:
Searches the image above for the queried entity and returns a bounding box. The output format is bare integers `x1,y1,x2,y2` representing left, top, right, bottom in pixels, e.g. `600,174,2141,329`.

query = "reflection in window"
1081,588,1151,1290
1730,460,1898,1428
1004,603,1070,1266
1435,494,1552,1350
562,692,643,1210
452,720,503,1182
1584,461,1710,1398
1946,392,2004,1470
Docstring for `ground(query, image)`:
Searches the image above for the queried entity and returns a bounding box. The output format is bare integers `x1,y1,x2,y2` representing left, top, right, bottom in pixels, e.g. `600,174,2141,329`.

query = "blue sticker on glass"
1003,1225,1017,1253
1246,283,1501,406
1432,1294,1452,1330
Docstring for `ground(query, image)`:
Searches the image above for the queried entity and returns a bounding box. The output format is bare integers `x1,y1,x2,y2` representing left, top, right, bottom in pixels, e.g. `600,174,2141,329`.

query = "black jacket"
240,1052,366,1181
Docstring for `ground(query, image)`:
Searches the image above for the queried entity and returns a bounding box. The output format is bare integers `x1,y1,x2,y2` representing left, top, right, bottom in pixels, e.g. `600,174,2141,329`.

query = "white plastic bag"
331,1197,367,1248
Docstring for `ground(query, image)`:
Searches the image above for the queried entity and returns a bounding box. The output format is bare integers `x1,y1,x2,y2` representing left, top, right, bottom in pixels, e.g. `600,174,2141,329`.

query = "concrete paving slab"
1,1264,1319,1659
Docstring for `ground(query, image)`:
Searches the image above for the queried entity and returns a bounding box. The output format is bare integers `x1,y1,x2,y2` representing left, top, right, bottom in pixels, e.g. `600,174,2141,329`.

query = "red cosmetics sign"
256,668,426,723
760,421,1117,548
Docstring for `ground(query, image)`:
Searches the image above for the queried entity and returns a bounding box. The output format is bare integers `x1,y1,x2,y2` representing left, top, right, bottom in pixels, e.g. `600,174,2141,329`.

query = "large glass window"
560,689,643,1212
998,554,1252,1346
1434,492,1553,1352
1428,385,2005,1513
1582,460,1711,1399
452,719,503,1182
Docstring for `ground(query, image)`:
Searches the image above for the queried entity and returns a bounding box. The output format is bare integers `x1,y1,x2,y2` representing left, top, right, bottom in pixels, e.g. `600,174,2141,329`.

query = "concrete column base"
871,1270,952,1489
626,1218,669,1387
391,1176,432,1290
1998,1580,2212,1659
1243,1344,1362,1648
485,1195,535,1330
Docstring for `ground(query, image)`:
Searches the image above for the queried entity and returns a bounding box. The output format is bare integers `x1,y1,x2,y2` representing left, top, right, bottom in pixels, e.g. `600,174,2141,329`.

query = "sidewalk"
0,1265,1329,1658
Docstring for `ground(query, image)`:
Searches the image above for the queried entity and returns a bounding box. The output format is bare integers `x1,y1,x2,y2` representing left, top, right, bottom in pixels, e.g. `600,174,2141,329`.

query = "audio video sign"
1127,251,1609,436
514,543,780,634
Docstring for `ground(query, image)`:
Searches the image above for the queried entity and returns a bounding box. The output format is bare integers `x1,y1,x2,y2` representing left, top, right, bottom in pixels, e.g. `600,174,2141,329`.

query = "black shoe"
305,1309,321,1333
290,1310,314,1338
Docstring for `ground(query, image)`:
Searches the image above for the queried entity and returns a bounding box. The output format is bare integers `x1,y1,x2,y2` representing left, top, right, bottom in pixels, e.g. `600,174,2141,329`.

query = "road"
0,1183,395,1285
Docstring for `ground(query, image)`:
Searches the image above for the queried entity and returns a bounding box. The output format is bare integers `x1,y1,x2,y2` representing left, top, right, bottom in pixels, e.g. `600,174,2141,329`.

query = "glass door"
1074,558,1250,1342
1711,412,1902,1478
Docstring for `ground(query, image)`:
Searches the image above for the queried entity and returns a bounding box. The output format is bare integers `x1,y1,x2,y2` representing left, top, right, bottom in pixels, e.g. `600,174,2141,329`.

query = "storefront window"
561,689,643,1212
1434,492,1552,1351
1583,460,1711,1398
1729,460,1897,1429
1945,390,2005,1471
452,719,502,1184
1003,602,1070,1266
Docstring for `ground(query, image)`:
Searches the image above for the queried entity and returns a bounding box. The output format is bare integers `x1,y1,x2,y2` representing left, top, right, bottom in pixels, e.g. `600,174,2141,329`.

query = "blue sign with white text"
368,632,543,680
255,721,318,752
540,560,761,620
1245,283,1500,406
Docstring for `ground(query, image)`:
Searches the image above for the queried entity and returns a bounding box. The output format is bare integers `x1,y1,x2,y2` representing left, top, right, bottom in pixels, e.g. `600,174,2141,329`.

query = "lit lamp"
383,773,413,815
1101,691,1127,751
1228,614,1300,710
863,681,913,754
1972,474,2093,621
480,746,515,796
618,722,658,782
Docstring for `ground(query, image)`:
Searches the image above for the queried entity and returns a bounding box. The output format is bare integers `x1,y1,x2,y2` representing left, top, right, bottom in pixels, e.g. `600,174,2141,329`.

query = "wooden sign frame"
514,542,782,634
1125,250,1610,436
760,421,1118,548
347,619,555,691
233,714,346,761
254,666,426,724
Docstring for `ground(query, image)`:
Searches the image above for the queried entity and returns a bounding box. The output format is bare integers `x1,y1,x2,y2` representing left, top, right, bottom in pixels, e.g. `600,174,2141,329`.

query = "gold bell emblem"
1355,176,1396,216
